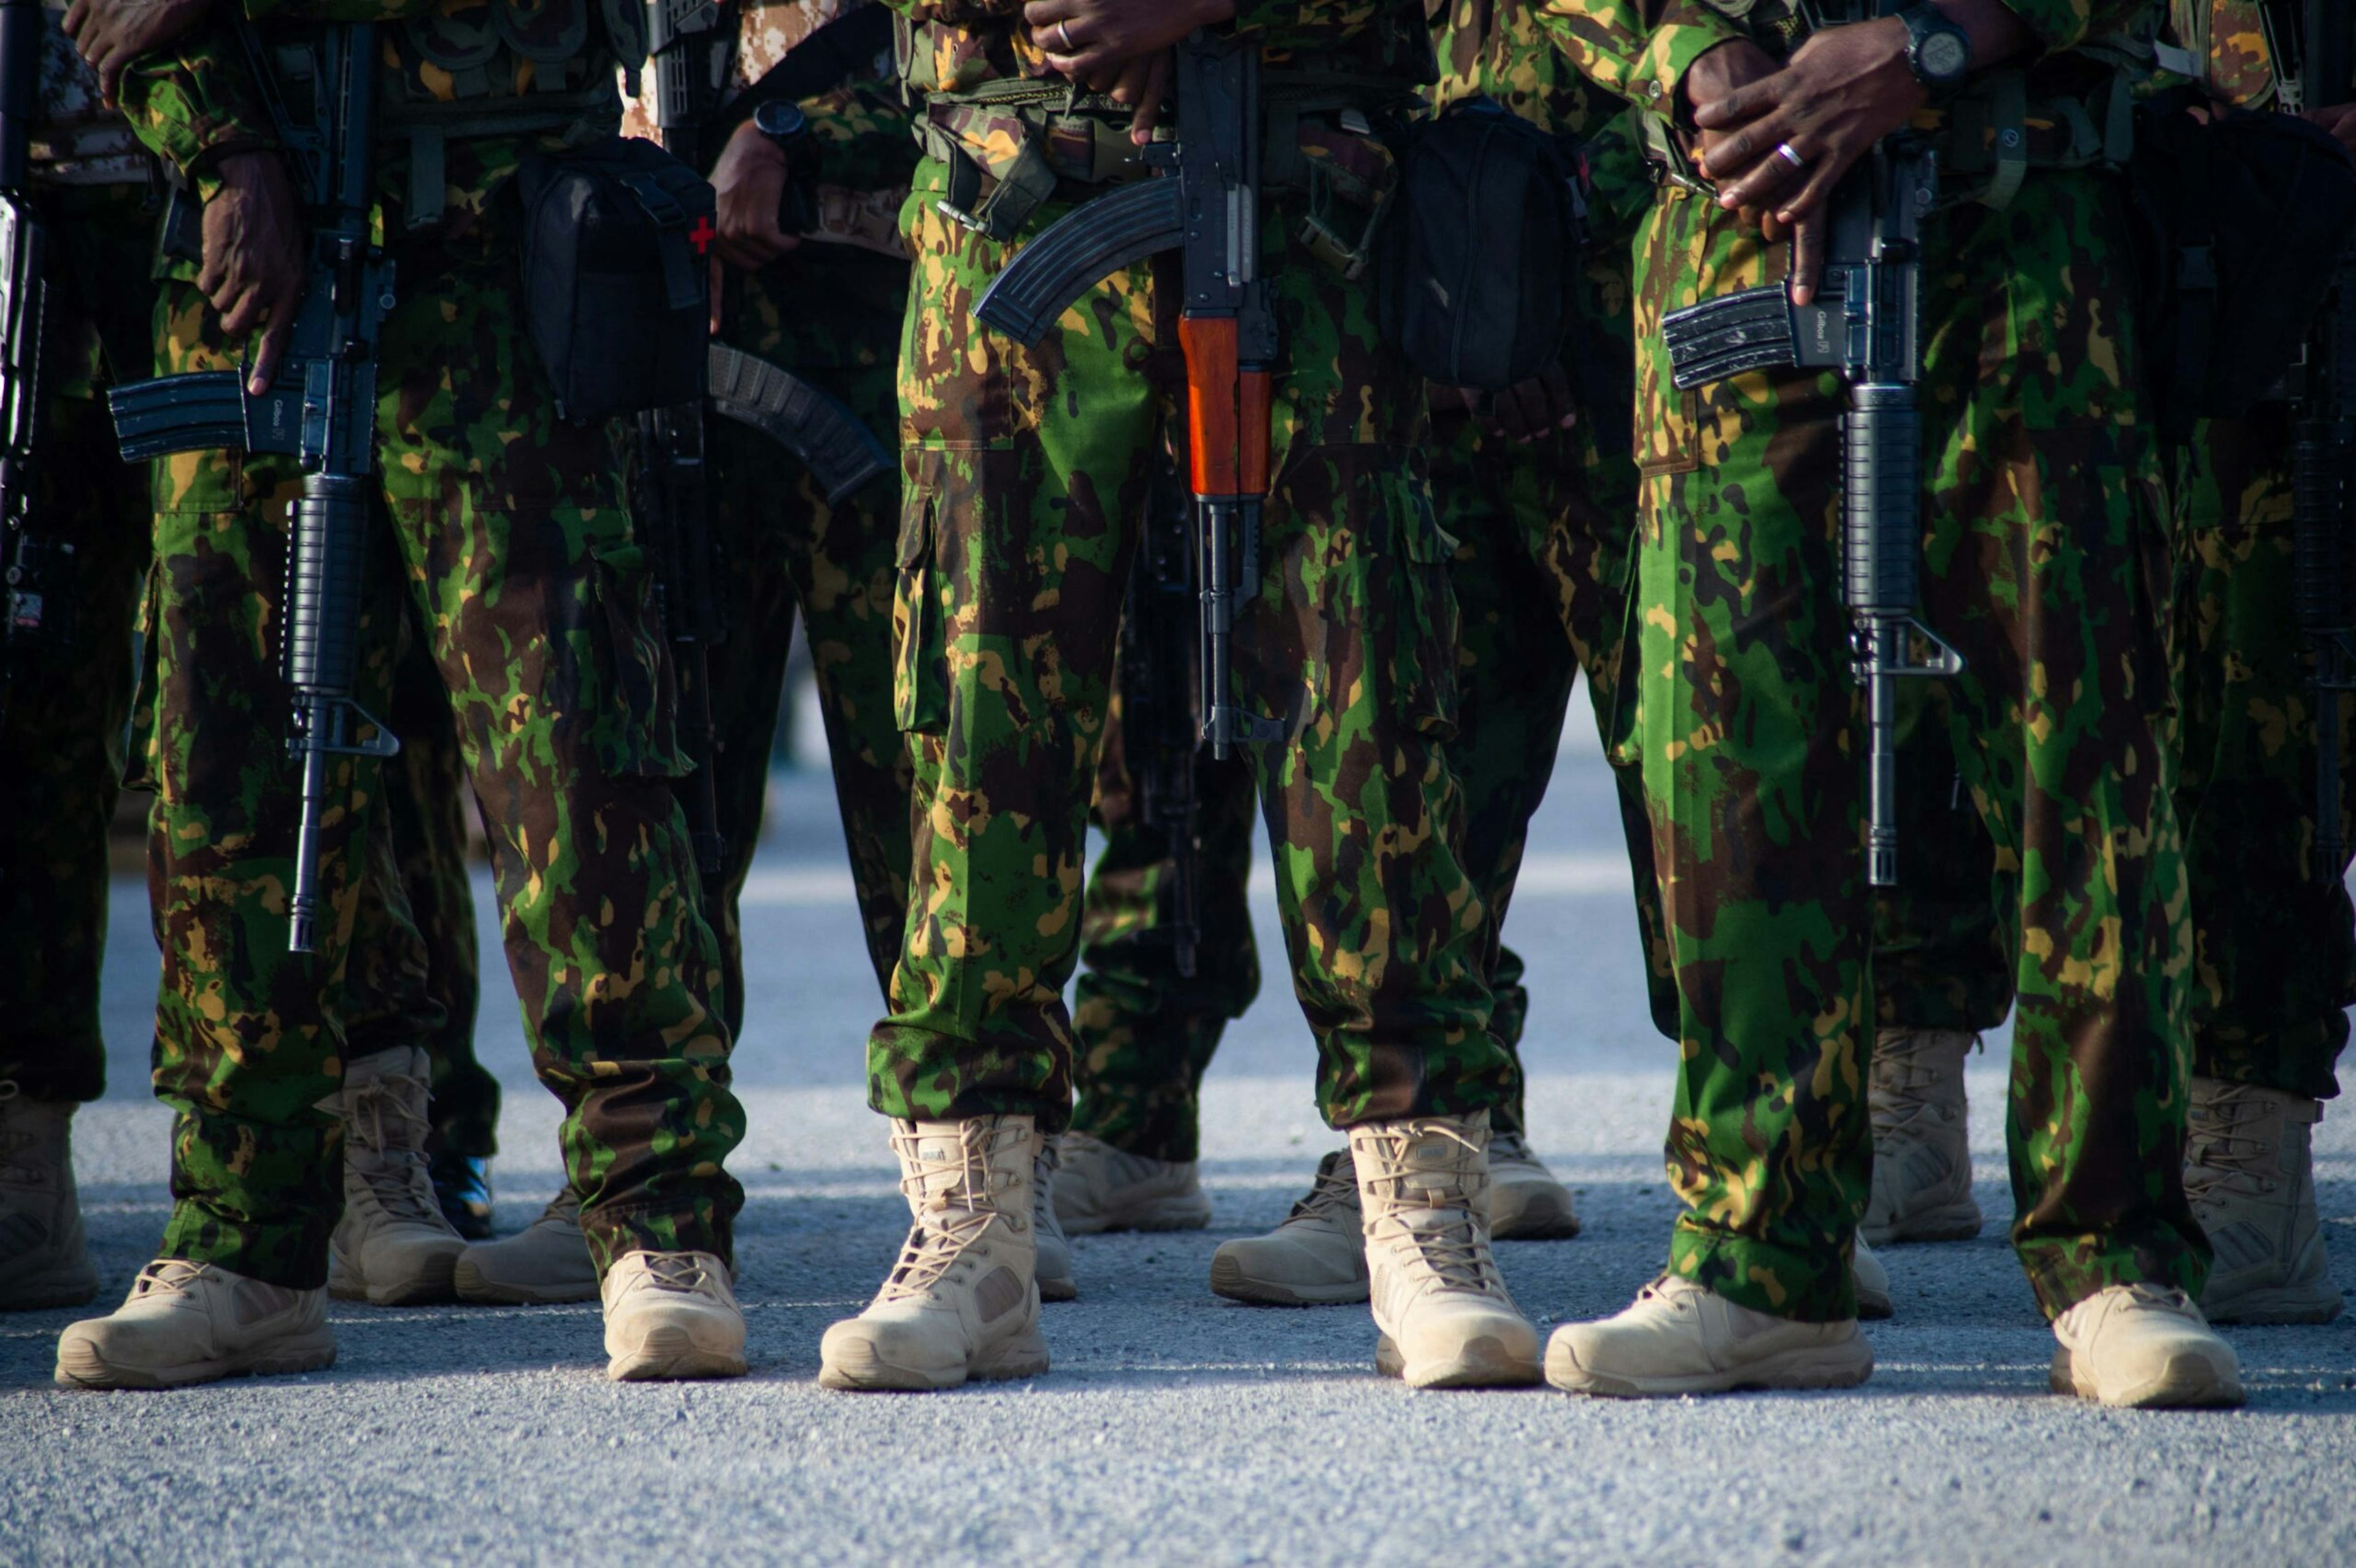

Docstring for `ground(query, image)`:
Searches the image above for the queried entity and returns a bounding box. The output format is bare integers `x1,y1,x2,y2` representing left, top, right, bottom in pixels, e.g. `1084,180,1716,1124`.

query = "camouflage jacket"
893,0,1436,102
620,0,917,256
120,0,631,245
1429,0,1646,242
1532,0,2162,131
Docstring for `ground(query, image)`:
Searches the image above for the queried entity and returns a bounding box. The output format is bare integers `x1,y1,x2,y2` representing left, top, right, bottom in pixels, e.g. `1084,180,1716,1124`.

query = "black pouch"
516,135,715,421
2128,86,2356,439
1376,96,1583,391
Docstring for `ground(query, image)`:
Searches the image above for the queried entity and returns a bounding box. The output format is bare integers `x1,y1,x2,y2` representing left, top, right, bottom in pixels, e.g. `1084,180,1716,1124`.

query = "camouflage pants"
1636,173,2200,1323
1065,400,1671,1159
698,248,915,1021
1870,696,2014,1034
0,184,158,1104
875,155,1507,1132
334,615,498,1158
145,236,742,1289
2169,412,2353,1101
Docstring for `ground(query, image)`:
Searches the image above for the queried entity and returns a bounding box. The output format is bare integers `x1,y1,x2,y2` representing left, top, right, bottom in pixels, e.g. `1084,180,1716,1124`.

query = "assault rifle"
1121,450,1202,977
0,0,53,696
974,28,1285,759
1661,72,1959,888
2270,0,2356,880
639,0,893,891
109,23,397,954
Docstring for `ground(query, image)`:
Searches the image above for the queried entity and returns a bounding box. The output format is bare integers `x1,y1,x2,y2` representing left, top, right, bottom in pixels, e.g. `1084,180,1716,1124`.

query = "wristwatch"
752,100,810,145
1896,2,1972,96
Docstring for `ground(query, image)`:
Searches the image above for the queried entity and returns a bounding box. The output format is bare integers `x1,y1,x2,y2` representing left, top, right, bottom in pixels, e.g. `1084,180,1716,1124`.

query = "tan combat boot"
1487,1129,1582,1240
1208,1148,1368,1306
1546,1275,1873,1398
1352,1113,1540,1387
1863,1028,1983,1245
0,1082,99,1310
1033,1136,1077,1302
819,1116,1050,1391
323,1047,466,1305
2185,1075,2343,1324
455,1187,598,1304
601,1250,747,1381
2050,1283,2244,1408
1052,1131,1213,1234
55,1260,334,1389
1852,1236,1893,1320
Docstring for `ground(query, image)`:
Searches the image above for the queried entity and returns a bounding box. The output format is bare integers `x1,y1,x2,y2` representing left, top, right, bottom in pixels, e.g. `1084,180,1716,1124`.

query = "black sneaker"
431,1153,495,1240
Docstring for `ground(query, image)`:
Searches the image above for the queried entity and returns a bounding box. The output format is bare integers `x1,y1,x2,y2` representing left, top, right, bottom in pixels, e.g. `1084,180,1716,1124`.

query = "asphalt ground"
4,706,2353,1565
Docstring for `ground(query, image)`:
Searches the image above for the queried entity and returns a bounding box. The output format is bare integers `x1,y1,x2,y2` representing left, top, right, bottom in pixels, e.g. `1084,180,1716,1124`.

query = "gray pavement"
5,709,2354,1565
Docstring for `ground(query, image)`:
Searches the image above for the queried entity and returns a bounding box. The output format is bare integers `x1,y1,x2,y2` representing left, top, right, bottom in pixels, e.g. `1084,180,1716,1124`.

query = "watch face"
755,102,808,138
1920,30,1968,81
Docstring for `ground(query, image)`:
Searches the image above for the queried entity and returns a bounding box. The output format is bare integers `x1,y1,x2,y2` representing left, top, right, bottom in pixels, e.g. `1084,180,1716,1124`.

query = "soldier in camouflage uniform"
53,0,749,1386
821,0,1544,1390
1856,1,2352,1325
456,0,926,1307
0,4,162,1312
1535,0,2244,1407
1054,0,1682,1309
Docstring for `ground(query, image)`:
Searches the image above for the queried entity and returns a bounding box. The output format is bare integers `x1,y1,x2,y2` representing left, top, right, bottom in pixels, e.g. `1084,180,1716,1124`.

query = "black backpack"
517,136,717,422
2128,86,2356,439
1377,96,1584,391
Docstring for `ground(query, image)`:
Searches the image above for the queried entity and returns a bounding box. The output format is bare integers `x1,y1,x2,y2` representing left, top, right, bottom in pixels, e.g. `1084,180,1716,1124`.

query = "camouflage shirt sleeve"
1528,0,1743,120
116,23,279,192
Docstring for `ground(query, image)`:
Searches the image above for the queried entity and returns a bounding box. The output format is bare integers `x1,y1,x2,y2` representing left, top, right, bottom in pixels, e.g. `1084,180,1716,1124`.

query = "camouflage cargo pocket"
892,446,950,736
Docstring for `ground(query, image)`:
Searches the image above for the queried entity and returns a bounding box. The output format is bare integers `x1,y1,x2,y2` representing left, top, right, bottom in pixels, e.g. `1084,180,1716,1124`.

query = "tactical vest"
1639,0,2155,210
377,0,642,223
30,0,149,186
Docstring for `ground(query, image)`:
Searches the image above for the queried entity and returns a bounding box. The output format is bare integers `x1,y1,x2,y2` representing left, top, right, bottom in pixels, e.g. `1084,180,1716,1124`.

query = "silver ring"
1775,141,1806,171
1053,19,1074,51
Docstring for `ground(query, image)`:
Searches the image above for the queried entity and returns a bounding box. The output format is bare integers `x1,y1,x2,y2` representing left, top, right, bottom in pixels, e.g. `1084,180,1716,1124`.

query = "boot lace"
1281,1150,1359,1226
1355,1123,1492,1293
638,1253,712,1294
1868,1031,1973,1143
129,1259,213,1299
346,1073,445,1224
878,1126,1009,1304
2183,1087,2273,1202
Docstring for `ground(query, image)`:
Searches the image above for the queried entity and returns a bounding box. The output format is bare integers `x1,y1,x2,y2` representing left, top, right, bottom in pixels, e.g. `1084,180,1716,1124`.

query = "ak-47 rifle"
1660,19,1959,888
639,0,893,893
975,28,1285,759
0,0,53,696
2270,0,2356,880
1122,448,1203,977
109,23,396,953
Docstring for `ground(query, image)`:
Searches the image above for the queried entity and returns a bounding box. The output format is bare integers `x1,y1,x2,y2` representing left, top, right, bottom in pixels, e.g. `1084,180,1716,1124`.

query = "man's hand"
2308,104,2356,163
709,118,801,272
1690,18,1922,303
1484,363,1578,443
63,0,217,106
199,152,305,394
1026,0,1223,137
1682,39,1784,237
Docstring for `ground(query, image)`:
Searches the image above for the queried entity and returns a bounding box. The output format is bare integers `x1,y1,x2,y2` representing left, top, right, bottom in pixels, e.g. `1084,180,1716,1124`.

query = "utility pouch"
2127,86,2356,439
515,134,715,421
1376,96,1582,390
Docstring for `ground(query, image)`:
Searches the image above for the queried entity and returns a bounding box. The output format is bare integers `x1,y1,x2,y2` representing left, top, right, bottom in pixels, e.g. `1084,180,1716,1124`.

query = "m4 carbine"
975,28,1286,760
109,23,397,954
2271,0,2356,880
0,0,53,695
1661,77,1960,888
